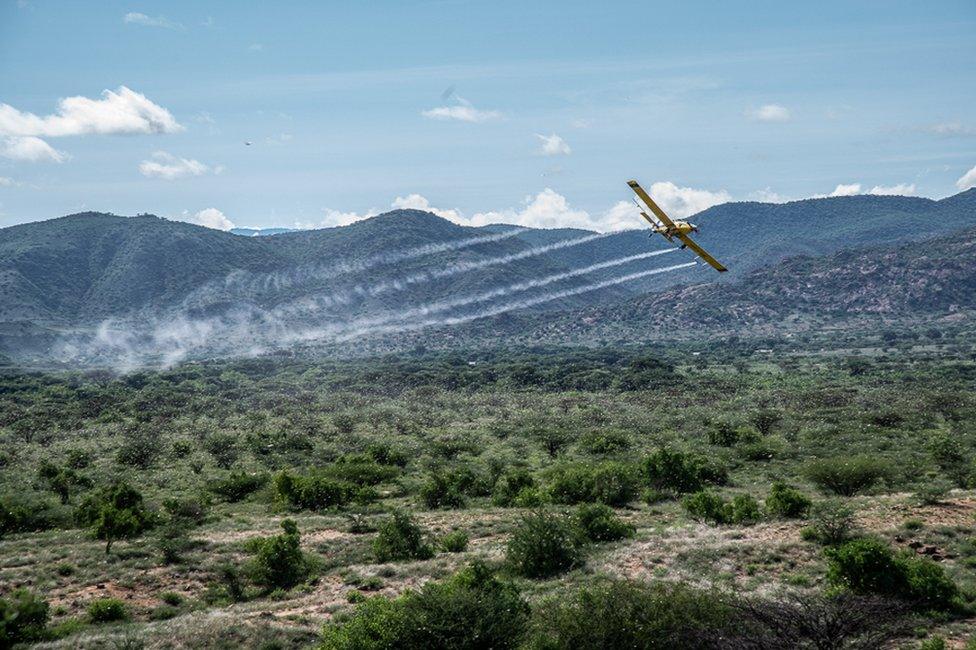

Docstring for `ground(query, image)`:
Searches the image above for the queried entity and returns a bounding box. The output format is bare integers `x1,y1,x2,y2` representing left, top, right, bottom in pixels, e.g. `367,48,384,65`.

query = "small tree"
251,519,308,590
506,510,582,578
373,511,434,562
79,482,154,554
0,589,49,646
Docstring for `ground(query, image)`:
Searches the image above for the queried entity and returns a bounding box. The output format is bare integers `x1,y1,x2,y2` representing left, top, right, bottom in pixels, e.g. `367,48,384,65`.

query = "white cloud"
957,165,976,191
123,12,183,29
867,183,916,196
139,151,219,180
643,181,732,218
0,86,182,137
421,96,500,123
535,133,571,156
469,189,593,230
0,136,67,162
749,188,789,203
305,183,730,233
827,183,862,197
391,194,464,222
248,43,265,52
0,176,16,187
180,208,235,231
748,104,791,122
923,122,975,137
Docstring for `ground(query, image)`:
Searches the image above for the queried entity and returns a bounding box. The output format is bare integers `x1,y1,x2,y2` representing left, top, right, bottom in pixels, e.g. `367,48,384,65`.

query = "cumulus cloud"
422,96,500,123
813,182,917,198
138,151,220,180
749,188,789,203
304,182,731,233
957,165,976,191
0,86,182,138
0,176,16,187
122,12,183,29
827,183,862,197
469,188,594,230
180,208,235,231
748,104,791,122
0,135,67,162
643,181,732,218
867,183,916,196
391,194,464,223
535,133,571,156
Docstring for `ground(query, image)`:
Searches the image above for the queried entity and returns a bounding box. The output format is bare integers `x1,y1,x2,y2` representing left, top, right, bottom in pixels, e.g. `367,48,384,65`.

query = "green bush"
440,530,469,553
548,462,638,506
523,580,730,649
572,503,634,542
330,455,399,486
492,468,536,507
804,499,857,545
577,430,631,455
373,511,434,562
683,491,761,525
642,447,727,495
825,538,959,611
250,519,309,590
77,481,155,554
87,597,128,623
420,465,492,509
765,482,812,518
321,561,528,650
0,492,63,538
806,456,889,496
506,510,582,578
207,471,267,502
273,470,355,510
0,589,49,646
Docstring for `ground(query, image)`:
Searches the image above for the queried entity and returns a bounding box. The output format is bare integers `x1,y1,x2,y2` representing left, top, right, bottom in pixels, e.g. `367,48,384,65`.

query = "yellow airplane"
627,179,728,273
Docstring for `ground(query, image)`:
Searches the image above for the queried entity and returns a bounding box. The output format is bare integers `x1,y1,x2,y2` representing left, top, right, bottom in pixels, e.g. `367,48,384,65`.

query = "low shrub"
806,456,890,496
643,447,727,495
208,471,268,502
492,468,536,507
420,465,492,509
765,482,812,519
572,503,634,542
87,597,128,623
373,511,434,562
523,580,730,649
548,462,638,507
250,519,309,590
803,499,857,545
273,470,355,510
577,430,631,455
0,589,49,646
825,538,959,611
321,561,529,650
506,510,582,578
0,492,63,538
330,455,399,486
440,530,469,553
683,491,761,525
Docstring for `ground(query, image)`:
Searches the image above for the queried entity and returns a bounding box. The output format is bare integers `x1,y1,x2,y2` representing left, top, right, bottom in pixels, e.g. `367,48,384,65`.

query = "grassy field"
2,332,975,648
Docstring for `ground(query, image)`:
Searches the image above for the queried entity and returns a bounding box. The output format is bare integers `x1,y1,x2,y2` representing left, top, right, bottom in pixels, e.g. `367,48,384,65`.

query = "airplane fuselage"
652,220,699,241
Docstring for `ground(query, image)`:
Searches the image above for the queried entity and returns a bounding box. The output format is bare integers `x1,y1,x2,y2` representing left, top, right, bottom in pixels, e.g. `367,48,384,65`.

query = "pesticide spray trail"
179,227,528,311
268,230,620,319
335,248,677,333
321,260,698,343
363,231,615,298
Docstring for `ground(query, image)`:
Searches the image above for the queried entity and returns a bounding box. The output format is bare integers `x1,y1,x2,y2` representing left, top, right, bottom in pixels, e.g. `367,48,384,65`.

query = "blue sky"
1,0,974,231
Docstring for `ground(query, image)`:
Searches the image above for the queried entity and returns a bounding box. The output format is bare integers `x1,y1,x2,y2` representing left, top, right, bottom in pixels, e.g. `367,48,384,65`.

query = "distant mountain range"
1,189,974,365
230,227,297,237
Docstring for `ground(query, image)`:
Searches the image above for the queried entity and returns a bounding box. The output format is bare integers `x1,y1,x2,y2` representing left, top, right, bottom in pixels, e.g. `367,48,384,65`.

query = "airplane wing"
676,233,728,272
628,180,677,229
